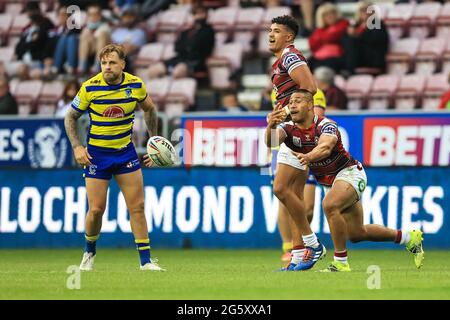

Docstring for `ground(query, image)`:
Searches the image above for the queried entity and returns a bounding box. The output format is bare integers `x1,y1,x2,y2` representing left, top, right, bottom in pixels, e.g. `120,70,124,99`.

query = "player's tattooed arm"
64,108,93,166
64,108,83,149
139,95,158,137
295,134,338,166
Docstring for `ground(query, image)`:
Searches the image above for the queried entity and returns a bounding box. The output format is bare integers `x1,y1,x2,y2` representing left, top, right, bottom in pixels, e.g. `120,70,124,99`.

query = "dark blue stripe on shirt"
71,104,84,113
91,118,134,126
85,83,142,92
89,130,132,140
92,97,137,104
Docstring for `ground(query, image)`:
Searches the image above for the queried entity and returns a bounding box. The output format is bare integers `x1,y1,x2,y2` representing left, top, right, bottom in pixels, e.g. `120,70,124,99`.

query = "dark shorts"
83,143,141,180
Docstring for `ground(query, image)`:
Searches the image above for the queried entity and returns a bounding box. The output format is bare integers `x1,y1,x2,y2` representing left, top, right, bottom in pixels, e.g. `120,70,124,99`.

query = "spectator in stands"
78,3,112,75
111,8,147,72
314,66,347,110
308,2,349,73
9,1,54,80
49,5,81,76
0,78,18,115
55,80,80,117
147,5,215,79
142,0,174,19
342,0,389,76
438,74,450,110
219,91,248,112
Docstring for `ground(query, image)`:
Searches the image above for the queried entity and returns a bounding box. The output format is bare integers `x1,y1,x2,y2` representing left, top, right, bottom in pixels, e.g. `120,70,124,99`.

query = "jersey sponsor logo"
293,136,302,147
103,106,125,118
283,54,301,67
321,123,338,136
73,95,81,108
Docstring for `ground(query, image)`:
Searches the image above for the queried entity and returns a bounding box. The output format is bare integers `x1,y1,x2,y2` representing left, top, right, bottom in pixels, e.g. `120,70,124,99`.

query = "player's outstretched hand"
267,108,287,128
142,154,154,167
292,151,310,166
74,146,92,166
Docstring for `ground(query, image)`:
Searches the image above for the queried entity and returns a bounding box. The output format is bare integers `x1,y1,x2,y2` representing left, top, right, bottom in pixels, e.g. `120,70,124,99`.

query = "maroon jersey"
271,44,309,108
279,115,358,187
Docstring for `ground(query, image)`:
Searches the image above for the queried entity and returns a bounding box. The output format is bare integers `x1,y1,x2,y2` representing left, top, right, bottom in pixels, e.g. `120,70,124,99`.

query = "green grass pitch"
0,249,449,300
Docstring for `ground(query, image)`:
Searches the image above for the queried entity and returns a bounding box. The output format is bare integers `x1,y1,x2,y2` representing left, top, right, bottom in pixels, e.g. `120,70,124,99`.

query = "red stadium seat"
146,76,171,107
415,37,447,76
134,43,165,68
14,80,43,115
162,42,176,61
156,9,190,44
9,13,29,37
0,46,14,65
436,2,450,39
394,74,426,110
443,40,450,75
207,6,238,39
38,81,64,113
234,7,264,54
261,6,292,30
345,75,373,110
367,74,399,110
409,2,442,39
0,13,13,44
5,1,23,14
166,77,197,107
384,3,416,41
207,42,243,90
386,38,420,75
423,73,449,110
334,74,346,91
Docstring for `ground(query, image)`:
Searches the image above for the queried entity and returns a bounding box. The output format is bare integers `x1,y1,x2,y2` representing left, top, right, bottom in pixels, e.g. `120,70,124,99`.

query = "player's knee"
89,206,105,218
322,200,340,217
272,182,286,201
129,201,145,216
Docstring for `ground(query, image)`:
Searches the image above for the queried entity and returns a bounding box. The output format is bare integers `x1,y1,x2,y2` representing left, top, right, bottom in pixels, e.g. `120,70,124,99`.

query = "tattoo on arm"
141,98,158,136
64,108,83,149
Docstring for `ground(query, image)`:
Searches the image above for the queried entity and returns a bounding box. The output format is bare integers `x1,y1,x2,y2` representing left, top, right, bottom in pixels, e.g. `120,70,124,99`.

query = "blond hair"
355,0,374,23
315,2,341,29
99,44,126,61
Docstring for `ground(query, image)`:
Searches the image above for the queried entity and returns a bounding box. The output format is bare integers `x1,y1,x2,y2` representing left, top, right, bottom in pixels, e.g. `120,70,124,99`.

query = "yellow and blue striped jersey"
71,72,147,150
271,88,327,109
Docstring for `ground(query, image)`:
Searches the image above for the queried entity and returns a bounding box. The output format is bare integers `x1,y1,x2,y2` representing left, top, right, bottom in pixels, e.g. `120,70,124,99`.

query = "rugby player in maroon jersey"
266,89,425,271
269,15,322,270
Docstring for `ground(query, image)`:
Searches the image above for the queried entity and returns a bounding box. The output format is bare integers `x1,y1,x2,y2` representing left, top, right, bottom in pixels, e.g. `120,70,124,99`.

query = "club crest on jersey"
125,87,132,98
283,54,300,66
293,136,302,147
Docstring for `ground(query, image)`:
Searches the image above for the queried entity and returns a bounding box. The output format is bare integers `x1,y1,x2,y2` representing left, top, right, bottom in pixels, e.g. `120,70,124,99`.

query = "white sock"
291,249,305,264
302,233,319,248
400,231,411,245
334,251,348,264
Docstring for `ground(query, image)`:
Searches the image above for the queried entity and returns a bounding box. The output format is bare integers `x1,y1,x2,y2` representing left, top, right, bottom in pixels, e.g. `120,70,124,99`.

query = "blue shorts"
306,173,317,185
83,143,141,180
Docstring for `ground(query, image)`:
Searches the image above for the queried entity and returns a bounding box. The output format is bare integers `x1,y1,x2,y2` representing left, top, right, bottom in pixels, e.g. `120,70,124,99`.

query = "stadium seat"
386,38,420,75
261,6,292,30
0,46,14,65
162,42,176,61
134,43,165,68
166,77,197,107
146,76,171,107
9,14,29,37
367,74,399,110
415,37,447,76
443,40,450,75
344,75,373,110
334,74,346,91
0,13,13,45
234,7,264,54
394,74,426,110
156,9,190,44
14,80,44,115
409,2,442,39
5,1,23,14
207,42,243,90
37,81,64,114
422,73,449,110
207,6,238,37
436,2,450,39
384,3,416,41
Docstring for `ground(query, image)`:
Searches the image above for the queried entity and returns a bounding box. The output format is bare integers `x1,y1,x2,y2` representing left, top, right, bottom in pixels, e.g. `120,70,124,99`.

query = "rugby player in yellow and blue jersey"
64,44,164,271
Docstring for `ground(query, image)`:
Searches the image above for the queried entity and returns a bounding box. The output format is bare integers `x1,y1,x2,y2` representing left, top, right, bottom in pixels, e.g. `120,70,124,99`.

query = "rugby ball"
146,136,176,167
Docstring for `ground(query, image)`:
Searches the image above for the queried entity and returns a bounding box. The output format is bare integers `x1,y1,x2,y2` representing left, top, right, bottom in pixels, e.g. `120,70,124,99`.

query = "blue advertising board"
0,167,448,249
0,118,73,168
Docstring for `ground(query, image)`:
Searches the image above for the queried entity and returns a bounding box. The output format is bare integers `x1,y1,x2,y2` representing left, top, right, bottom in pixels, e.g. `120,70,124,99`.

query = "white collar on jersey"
281,44,295,56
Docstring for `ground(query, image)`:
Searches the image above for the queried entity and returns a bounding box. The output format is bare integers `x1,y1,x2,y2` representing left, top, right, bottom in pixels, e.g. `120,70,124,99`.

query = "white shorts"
323,164,367,200
276,143,306,171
